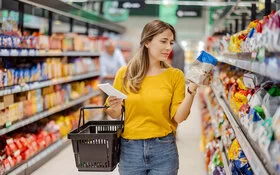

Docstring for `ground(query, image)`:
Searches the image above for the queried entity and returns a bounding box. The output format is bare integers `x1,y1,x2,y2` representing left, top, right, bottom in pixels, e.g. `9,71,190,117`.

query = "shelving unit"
211,83,277,175
204,93,232,175
0,51,100,57
219,141,231,175
0,71,100,96
0,91,101,135
217,55,280,81
5,137,70,175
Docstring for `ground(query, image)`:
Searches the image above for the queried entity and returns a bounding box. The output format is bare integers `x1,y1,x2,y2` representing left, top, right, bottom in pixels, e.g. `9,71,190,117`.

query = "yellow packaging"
236,78,247,90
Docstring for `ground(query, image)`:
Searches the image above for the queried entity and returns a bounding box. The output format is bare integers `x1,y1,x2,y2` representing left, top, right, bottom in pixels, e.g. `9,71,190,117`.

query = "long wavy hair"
123,20,176,93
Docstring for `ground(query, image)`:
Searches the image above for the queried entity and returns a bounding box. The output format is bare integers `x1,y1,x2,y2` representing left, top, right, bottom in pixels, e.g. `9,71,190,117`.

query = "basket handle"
77,106,109,132
77,105,125,132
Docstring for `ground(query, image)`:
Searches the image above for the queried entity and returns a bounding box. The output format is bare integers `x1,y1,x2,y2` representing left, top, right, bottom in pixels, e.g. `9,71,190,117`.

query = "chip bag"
186,51,217,86
262,86,280,118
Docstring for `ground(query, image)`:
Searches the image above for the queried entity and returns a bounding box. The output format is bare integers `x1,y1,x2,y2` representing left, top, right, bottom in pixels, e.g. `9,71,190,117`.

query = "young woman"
105,20,199,175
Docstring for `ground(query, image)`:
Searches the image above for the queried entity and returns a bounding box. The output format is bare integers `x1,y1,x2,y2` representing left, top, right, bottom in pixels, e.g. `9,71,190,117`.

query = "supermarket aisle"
32,96,205,175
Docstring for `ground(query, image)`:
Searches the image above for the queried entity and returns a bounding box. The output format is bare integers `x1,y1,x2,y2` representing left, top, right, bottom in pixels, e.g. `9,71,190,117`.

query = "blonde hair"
123,20,176,93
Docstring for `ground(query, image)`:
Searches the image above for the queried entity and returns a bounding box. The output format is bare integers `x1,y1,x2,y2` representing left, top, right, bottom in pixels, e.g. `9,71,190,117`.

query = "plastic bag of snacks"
272,107,280,141
262,86,280,118
228,139,253,175
186,51,217,86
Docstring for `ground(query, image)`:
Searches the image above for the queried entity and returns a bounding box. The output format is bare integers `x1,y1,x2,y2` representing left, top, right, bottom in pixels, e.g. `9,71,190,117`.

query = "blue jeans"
119,133,179,175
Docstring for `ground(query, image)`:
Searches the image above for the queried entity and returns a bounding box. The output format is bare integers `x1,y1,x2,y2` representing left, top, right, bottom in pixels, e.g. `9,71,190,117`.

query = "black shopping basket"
68,106,124,172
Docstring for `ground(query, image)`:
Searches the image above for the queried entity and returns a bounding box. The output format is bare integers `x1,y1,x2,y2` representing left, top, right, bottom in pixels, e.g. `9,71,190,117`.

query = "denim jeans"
119,133,179,175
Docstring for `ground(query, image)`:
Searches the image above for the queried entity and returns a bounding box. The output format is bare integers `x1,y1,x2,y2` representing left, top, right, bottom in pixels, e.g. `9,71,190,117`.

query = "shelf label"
5,121,12,128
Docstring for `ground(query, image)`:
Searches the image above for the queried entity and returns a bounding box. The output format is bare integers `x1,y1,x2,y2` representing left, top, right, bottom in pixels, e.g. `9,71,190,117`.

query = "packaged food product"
186,51,217,86
262,86,280,118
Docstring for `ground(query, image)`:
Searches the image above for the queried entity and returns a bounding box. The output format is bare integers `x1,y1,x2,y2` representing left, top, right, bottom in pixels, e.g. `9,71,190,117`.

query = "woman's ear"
144,41,150,48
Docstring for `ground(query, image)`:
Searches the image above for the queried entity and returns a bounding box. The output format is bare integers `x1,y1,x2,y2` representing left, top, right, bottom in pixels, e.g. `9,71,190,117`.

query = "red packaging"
21,148,32,160
49,133,58,143
6,156,15,168
5,139,17,156
13,138,23,152
30,141,39,154
37,139,46,150
13,150,22,164
19,137,28,151
45,135,52,146
3,158,11,171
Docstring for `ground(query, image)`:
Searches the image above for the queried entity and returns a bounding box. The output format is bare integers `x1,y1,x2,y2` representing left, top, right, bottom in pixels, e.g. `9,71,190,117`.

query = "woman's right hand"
106,96,123,118
108,96,123,111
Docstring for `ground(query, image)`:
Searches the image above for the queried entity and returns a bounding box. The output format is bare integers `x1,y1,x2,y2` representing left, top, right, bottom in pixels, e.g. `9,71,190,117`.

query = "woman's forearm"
105,107,122,119
173,83,198,123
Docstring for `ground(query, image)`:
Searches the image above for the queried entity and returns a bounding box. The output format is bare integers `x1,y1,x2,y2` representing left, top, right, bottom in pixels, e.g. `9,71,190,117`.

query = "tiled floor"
32,97,205,175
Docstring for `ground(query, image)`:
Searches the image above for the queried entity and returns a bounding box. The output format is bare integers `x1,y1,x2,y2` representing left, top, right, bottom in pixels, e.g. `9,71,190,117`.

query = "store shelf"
0,71,100,97
219,141,231,175
204,93,216,120
6,137,70,175
0,51,100,57
217,55,280,81
7,0,126,33
212,86,276,175
205,92,232,175
37,51,100,57
0,91,101,136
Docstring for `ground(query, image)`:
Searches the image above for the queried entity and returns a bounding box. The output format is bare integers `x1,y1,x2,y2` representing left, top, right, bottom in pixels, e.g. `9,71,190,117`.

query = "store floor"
32,96,205,175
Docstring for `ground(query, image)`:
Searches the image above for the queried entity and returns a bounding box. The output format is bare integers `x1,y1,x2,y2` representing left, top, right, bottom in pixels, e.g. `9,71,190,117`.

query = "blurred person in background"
171,41,185,73
100,40,126,114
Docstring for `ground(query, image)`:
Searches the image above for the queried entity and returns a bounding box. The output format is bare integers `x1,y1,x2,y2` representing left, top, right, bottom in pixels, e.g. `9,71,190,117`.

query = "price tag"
251,51,257,59
257,47,265,62
5,121,12,128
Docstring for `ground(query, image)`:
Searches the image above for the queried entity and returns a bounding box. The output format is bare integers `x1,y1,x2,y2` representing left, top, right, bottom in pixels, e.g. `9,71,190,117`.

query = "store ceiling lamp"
145,0,258,7
62,0,88,2
181,41,188,48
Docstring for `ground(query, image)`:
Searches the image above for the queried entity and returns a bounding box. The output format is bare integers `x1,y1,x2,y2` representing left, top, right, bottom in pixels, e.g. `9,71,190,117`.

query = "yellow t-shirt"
111,66,185,139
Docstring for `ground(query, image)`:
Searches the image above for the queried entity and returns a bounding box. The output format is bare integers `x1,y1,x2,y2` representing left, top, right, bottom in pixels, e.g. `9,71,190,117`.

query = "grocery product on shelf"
0,57,98,88
200,88,255,175
200,92,227,175
0,78,100,128
213,63,280,174
207,10,279,56
228,139,253,175
0,94,102,174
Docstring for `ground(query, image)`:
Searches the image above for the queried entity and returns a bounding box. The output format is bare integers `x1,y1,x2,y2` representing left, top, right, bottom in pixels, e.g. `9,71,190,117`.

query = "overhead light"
145,0,257,7
181,41,188,48
162,0,175,5
198,41,204,51
199,41,204,46
62,0,88,2
54,20,62,25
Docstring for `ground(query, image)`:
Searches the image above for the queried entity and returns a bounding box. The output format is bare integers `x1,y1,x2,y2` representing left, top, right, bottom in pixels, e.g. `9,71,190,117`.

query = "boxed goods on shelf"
0,57,98,88
0,78,99,129
0,95,103,174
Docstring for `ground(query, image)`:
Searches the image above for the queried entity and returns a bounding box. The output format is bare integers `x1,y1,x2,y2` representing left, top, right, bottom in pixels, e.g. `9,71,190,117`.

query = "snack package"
248,88,268,108
247,107,264,141
258,118,273,157
268,141,280,173
186,51,217,86
228,139,253,175
272,107,280,141
243,73,265,89
262,86,280,118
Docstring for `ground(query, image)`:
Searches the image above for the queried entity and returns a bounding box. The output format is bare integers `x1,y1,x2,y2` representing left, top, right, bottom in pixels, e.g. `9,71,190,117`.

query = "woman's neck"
147,59,164,76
